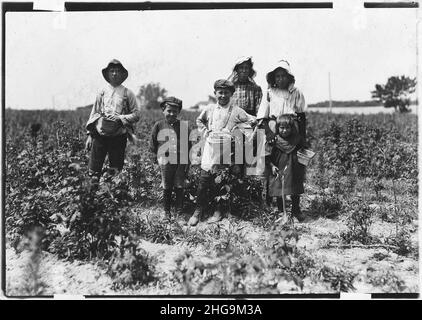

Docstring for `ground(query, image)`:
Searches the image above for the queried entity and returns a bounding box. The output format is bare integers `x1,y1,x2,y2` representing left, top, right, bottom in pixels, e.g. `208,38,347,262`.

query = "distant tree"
137,83,168,110
371,76,416,113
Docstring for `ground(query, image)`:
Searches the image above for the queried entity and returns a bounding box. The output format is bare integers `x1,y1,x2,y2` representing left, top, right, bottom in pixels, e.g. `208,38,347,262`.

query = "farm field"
4,107,419,296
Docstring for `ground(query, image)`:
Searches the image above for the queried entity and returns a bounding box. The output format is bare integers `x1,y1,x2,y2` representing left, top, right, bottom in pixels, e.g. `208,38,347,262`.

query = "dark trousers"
88,134,127,174
196,169,215,210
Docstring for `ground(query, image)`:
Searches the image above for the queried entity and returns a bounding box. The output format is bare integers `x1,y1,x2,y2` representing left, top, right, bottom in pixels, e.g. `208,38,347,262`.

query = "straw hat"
102,59,128,84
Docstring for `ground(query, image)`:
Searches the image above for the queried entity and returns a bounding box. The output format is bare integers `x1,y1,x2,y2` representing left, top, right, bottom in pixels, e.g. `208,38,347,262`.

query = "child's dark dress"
266,121,305,196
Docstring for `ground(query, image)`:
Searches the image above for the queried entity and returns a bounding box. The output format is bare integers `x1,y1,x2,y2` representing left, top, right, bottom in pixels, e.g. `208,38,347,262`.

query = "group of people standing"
85,56,308,226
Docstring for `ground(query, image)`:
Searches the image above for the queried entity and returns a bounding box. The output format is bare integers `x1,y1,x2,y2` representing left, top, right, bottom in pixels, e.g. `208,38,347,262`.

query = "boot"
188,208,202,226
207,209,222,224
276,197,289,224
291,195,306,222
175,188,184,215
163,189,172,219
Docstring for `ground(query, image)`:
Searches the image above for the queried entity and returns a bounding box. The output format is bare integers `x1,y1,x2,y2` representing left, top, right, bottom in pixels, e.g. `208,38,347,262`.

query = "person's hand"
105,112,122,123
271,165,279,176
204,129,212,138
85,135,92,151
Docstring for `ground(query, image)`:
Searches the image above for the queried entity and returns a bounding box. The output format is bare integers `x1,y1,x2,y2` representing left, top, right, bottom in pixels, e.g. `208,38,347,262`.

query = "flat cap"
160,96,183,110
214,79,235,93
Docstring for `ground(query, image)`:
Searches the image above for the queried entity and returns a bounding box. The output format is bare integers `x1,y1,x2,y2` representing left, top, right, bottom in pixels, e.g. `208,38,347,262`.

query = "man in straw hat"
86,59,140,177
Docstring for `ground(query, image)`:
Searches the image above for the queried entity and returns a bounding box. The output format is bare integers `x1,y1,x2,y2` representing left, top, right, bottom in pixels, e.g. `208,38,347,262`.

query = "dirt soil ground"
5,202,419,296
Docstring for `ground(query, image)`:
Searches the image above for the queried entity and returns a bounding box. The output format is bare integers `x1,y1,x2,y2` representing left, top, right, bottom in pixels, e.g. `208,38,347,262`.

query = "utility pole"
328,72,333,113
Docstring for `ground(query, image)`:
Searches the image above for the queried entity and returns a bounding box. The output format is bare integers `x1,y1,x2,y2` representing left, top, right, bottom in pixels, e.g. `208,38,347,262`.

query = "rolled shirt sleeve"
196,107,210,134
86,93,103,132
295,90,307,113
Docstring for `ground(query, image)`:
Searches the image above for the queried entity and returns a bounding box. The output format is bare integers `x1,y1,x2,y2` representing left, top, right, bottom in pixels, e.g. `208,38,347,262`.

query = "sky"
4,0,419,109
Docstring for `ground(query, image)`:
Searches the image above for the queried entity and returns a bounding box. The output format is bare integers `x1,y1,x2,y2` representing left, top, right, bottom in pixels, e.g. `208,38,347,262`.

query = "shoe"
292,195,306,222
188,209,201,226
275,212,289,225
176,218,187,226
293,209,306,222
175,188,184,215
207,210,222,224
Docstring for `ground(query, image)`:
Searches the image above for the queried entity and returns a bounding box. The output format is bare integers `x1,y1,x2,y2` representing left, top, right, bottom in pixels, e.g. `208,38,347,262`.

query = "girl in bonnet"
257,59,307,221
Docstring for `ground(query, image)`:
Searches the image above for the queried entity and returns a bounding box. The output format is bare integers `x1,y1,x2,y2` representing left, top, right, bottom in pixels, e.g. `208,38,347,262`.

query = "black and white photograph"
1,0,420,299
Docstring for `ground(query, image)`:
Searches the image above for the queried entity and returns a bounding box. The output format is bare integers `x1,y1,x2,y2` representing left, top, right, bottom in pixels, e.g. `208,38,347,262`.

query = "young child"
266,114,306,222
188,79,256,226
85,59,140,177
150,97,191,219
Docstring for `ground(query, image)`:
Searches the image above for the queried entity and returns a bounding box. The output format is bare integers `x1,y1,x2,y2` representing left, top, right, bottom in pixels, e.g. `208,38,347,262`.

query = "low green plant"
14,227,48,296
316,266,356,292
368,270,407,293
385,227,414,256
308,194,343,218
340,199,376,245
107,234,155,288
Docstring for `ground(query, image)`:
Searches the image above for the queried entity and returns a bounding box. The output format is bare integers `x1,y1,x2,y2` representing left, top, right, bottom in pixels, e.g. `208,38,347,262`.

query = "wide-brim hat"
160,96,183,110
232,56,257,79
266,60,295,85
214,79,235,93
102,59,129,84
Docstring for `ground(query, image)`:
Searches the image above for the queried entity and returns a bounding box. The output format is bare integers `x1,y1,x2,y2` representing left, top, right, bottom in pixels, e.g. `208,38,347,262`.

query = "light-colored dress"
256,85,307,120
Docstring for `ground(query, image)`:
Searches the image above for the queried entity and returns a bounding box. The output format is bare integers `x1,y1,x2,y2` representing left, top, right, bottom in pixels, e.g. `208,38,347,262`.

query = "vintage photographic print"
2,0,419,298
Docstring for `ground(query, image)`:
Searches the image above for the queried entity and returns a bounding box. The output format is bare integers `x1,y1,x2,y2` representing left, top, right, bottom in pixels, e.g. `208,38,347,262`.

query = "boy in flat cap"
150,97,191,220
86,59,140,176
188,79,256,226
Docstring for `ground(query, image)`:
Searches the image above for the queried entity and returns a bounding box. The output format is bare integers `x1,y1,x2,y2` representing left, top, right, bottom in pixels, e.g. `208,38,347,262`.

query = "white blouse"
256,86,307,119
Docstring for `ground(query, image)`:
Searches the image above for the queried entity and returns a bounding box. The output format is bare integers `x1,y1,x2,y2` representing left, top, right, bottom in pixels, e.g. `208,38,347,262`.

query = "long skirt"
267,148,305,196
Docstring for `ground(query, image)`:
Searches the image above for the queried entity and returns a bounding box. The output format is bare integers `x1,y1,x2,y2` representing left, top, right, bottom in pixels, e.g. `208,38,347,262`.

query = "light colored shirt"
196,100,256,171
86,84,140,136
196,101,256,133
256,86,307,120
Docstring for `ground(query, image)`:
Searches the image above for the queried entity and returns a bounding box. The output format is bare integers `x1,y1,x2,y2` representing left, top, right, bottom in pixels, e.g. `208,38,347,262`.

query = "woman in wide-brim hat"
257,59,307,141
256,59,307,222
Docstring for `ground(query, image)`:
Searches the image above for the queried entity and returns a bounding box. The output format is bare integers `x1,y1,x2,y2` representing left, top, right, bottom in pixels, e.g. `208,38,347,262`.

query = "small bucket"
206,131,233,145
297,148,315,166
206,132,233,165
